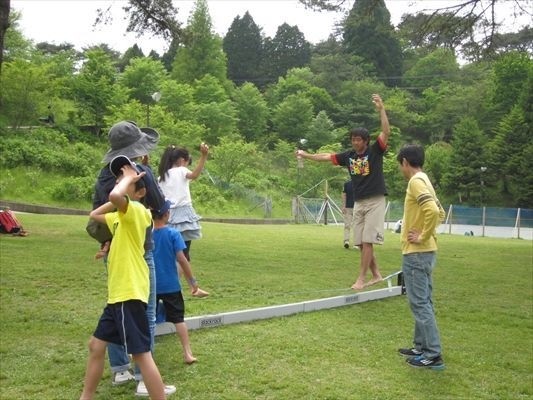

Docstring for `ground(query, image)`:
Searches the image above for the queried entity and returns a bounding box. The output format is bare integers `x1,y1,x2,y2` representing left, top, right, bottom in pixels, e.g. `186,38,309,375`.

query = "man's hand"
372,93,384,110
296,149,306,158
407,229,421,244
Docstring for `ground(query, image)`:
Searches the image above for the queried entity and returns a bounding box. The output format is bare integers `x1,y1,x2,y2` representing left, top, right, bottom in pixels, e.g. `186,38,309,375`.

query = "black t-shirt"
333,140,388,201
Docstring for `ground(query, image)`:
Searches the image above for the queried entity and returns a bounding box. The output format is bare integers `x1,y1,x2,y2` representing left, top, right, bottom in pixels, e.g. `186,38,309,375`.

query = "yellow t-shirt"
105,197,152,304
401,172,445,255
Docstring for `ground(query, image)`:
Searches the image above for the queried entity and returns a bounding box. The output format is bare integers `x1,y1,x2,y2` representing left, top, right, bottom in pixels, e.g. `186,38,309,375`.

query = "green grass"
1,214,532,399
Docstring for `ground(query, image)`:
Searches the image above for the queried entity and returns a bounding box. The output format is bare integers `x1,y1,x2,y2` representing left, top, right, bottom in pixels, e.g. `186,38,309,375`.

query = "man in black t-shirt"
296,94,390,290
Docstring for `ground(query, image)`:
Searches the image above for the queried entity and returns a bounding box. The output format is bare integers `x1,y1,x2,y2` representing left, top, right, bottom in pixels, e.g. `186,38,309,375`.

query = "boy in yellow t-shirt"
80,156,167,400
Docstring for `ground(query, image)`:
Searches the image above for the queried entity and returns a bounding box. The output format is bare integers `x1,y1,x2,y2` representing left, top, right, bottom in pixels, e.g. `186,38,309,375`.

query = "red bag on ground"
0,209,27,236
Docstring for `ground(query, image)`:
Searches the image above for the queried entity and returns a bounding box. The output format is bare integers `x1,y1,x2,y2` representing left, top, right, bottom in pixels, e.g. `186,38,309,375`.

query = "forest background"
0,0,532,217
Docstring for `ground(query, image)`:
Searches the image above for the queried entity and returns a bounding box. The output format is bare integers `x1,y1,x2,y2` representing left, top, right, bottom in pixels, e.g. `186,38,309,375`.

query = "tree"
160,37,180,71
263,23,311,84
158,79,196,121
271,94,313,144
192,74,236,144
2,10,32,64
192,74,229,104
232,82,269,142
116,44,145,72
397,11,476,68
310,36,367,97
210,136,258,185
120,57,168,105
299,0,532,59
70,48,118,131
490,27,533,55
306,110,335,150
35,42,76,55
0,59,52,127
223,11,264,87
486,104,532,207
488,51,532,121
95,0,182,43
424,141,453,194
441,117,487,204
171,0,228,85
403,48,460,94
334,78,388,138
0,0,9,74
342,0,402,86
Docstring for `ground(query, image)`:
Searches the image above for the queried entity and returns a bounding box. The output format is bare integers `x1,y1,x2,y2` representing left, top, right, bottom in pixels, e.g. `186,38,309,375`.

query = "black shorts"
157,292,185,323
93,300,151,355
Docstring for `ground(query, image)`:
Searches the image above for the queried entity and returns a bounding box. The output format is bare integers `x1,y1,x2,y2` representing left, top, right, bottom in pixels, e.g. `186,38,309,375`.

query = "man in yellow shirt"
396,144,446,370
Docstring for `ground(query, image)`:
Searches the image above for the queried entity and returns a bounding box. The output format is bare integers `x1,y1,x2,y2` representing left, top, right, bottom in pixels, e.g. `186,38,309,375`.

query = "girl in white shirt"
158,143,209,261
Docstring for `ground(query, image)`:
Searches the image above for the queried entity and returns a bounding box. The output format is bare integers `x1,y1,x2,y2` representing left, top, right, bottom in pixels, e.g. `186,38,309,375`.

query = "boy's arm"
109,165,145,213
89,201,115,224
176,251,200,293
186,142,209,180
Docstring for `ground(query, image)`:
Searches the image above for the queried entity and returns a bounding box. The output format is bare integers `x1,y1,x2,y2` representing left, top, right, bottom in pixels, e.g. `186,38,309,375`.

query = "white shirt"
159,167,192,207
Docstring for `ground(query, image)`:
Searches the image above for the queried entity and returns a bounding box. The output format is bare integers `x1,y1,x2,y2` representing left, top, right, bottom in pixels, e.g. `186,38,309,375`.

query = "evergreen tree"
117,44,145,72
441,117,487,204
342,0,402,87
223,11,264,87
171,0,227,85
263,23,311,85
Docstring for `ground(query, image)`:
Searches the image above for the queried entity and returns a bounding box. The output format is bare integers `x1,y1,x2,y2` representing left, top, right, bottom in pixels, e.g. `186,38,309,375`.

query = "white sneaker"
112,370,135,386
135,380,177,397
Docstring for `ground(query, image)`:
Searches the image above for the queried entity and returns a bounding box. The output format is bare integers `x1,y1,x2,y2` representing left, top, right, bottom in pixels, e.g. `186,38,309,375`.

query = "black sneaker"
344,241,349,249
406,355,445,370
398,348,423,357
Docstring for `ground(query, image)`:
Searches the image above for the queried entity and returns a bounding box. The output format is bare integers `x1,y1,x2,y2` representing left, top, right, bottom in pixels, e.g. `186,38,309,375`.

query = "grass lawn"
0,213,532,399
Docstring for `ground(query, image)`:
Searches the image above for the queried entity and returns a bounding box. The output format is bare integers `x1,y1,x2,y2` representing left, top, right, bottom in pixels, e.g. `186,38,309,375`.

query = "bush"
50,176,95,202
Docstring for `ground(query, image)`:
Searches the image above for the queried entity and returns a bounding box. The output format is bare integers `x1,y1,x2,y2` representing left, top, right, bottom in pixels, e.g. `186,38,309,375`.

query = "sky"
10,0,532,55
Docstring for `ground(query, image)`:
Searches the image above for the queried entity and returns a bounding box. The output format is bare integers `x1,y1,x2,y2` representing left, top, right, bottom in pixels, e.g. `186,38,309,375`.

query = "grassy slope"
0,213,531,399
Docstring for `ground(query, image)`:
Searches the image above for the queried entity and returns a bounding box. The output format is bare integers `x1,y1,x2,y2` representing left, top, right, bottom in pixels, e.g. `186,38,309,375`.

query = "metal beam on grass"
155,275,404,336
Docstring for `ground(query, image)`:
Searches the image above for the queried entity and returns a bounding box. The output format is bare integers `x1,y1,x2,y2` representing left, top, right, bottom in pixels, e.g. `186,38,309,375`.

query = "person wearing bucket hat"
87,122,176,396
102,121,159,164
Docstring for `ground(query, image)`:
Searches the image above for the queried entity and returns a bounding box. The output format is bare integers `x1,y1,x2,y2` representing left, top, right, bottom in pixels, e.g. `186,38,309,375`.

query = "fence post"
447,205,453,235
385,201,391,230
515,208,521,239
482,206,486,237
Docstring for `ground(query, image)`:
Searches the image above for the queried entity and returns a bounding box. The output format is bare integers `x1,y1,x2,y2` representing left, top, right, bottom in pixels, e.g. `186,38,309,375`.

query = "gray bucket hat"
102,121,160,163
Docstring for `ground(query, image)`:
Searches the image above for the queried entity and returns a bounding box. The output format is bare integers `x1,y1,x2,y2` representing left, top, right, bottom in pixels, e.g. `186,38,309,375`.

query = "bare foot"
185,356,197,365
192,288,209,298
351,279,365,290
364,276,383,288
